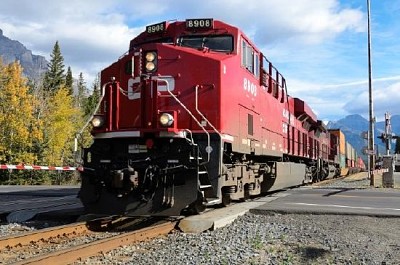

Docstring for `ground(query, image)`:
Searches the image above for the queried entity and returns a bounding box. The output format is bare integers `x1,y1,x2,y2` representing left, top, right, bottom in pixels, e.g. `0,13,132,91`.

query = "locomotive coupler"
111,167,139,197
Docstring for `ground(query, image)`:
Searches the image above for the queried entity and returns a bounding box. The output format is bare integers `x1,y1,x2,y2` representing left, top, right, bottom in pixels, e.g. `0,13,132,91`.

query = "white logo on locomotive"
243,78,257,97
128,77,141,100
127,76,175,100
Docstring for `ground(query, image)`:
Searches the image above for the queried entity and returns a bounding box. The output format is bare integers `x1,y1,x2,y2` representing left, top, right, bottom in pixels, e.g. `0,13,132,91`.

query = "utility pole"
367,0,375,186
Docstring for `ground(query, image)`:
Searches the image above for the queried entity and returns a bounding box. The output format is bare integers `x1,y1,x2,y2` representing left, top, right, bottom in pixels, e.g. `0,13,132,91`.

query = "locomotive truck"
79,18,359,217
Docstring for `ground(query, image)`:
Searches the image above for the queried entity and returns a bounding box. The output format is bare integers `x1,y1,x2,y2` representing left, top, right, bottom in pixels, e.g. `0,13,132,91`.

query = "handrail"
77,82,109,136
158,78,211,163
261,54,290,125
262,55,286,91
74,82,109,159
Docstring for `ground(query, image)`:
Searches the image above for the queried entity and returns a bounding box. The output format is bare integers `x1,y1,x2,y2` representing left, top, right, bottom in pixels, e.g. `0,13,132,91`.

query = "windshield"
131,37,173,49
178,35,233,53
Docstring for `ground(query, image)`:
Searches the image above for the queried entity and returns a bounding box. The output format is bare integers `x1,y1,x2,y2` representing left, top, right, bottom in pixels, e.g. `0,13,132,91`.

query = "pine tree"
76,75,100,152
43,41,65,93
65,66,73,95
84,75,101,117
76,72,87,107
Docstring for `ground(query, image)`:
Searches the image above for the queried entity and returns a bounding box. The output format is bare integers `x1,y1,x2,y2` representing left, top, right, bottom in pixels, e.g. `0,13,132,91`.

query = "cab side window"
241,38,259,78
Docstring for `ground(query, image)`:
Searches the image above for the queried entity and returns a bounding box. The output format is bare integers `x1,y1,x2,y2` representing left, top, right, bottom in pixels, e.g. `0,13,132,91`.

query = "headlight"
144,51,157,72
91,116,105,128
159,113,174,127
145,62,156,71
145,52,156,62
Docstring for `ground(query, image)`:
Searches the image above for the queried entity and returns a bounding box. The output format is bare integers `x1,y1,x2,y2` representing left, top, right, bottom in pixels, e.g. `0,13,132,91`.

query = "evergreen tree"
86,75,101,116
76,75,100,152
43,41,65,92
76,72,87,107
65,66,73,95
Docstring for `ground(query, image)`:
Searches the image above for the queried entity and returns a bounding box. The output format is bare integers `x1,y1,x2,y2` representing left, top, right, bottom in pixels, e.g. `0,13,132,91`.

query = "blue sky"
0,0,399,122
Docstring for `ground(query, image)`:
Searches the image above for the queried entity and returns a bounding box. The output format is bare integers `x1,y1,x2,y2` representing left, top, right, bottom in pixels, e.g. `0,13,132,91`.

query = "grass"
250,235,264,250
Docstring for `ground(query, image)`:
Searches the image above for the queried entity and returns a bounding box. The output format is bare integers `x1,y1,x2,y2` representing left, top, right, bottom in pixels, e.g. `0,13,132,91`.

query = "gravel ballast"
75,176,400,265
2,175,399,264
75,213,399,265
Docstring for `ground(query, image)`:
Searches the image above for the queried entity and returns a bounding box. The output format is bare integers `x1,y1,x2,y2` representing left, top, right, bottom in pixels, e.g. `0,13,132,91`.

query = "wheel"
186,191,206,214
222,193,231,206
241,186,250,202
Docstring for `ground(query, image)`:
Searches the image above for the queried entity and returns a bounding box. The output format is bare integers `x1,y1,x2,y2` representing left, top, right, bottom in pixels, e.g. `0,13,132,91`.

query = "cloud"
2,0,396,123
0,0,365,83
0,0,145,83
161,0,364,45
344,81,400,120
287,77,400,122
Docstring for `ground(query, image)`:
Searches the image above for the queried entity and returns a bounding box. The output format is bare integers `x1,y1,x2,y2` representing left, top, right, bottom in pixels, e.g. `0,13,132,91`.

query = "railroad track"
0,173,362,264
0,219,177,265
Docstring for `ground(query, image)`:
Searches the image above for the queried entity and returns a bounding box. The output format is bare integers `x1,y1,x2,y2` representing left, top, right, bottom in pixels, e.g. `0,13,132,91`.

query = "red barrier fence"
371,168,389,175
0,164,82,171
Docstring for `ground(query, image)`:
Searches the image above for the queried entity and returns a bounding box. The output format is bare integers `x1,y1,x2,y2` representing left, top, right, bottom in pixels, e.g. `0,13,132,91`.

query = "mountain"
388,115,400,135
0,29,48,80
327,114,400,162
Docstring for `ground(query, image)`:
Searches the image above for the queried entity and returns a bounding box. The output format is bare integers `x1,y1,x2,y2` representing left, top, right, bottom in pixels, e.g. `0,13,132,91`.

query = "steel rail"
0,222,90,250
12,221,176,265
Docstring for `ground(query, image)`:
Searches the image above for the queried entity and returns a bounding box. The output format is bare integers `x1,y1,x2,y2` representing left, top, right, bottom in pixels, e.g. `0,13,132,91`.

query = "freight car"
329,129,365,175
79,19,357,217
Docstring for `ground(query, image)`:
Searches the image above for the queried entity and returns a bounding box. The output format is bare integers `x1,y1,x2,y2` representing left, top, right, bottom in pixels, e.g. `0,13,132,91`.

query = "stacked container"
329,129,346,169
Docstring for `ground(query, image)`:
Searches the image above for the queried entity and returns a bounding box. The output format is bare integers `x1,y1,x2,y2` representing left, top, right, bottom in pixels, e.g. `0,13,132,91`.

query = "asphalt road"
253,187,400,217
0,185,82,222
0,185,79,196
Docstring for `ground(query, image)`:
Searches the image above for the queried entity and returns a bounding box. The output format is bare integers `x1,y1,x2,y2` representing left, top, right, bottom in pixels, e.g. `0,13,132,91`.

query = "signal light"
145,62,156,71
145,52,156,62
145,51,157,72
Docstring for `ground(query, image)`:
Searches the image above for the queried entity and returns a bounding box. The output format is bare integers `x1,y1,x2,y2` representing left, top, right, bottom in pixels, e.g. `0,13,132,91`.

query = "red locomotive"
79,18,359,217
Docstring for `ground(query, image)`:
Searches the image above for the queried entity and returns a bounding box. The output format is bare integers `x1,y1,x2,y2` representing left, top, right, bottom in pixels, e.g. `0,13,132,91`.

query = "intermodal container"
346,141,355,161
329,129,346,155
357,157,365,170
339,153,346,168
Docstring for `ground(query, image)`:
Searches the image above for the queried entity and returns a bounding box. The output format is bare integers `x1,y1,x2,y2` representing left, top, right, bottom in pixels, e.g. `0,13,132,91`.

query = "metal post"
384,112,391,155
367,0,375,186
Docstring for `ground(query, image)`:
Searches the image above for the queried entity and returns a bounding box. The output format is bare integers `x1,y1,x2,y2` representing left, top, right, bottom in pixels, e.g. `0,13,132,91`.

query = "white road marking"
288,202,400,211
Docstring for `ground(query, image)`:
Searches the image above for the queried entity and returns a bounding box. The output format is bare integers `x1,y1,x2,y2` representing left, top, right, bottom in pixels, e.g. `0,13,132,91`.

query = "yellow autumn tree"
0,60,41,165
41,86,82,167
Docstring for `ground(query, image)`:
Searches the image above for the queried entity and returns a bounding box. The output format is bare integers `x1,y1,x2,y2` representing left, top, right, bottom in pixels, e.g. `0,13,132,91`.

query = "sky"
0,0,399,122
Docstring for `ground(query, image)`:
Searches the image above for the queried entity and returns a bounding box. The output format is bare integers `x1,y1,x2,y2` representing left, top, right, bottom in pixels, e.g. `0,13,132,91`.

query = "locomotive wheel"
191,200,206,214
241,184,251,202
187,191,206,214
222,193,231,206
